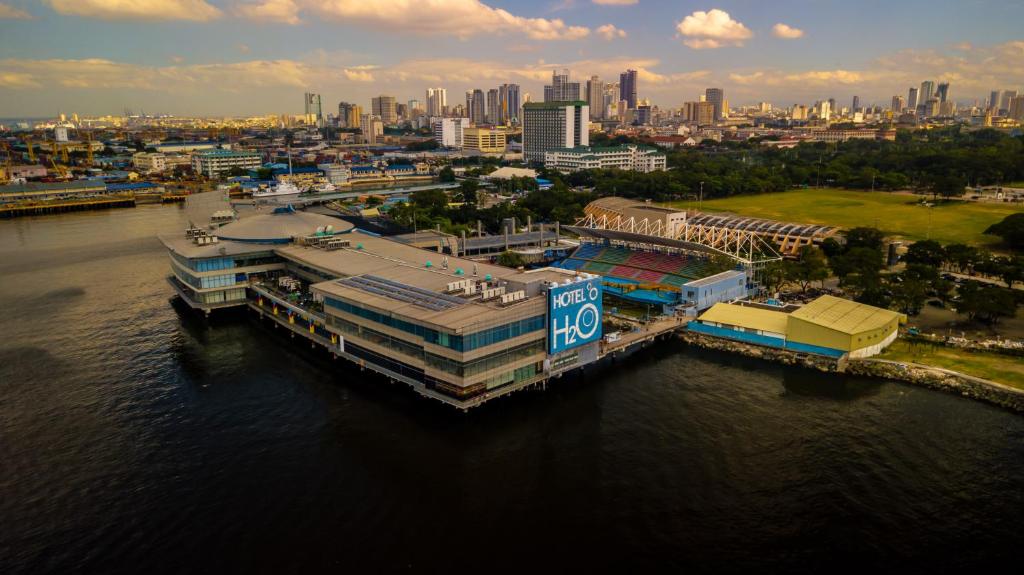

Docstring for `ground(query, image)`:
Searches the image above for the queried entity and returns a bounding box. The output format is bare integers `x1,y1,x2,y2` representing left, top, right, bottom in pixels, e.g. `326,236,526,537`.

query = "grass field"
665,188,1024,247
879,340,1024,390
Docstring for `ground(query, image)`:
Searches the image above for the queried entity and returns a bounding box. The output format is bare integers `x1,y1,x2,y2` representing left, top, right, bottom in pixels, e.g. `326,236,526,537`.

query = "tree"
497,250,525,268
928,174,967,200
985,213,1024,250
788,245,829,292
903,239,945,268
845,227,886,252
759,260,788,296
458,179,479,206
438,166,456,182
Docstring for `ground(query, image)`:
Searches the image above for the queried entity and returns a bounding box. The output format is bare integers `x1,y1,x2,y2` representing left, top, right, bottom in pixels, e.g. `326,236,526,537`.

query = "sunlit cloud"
0,2,33,19
596,24,627,40
234,0,301,25
676,9,752,49
772,23,804,39
43,0,223,21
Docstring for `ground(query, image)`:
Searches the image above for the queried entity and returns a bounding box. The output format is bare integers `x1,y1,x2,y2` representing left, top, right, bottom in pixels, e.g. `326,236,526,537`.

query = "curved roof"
216,210,353,243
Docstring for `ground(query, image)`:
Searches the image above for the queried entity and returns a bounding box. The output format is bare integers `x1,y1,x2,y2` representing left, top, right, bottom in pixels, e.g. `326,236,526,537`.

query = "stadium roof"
685,213,835,239
697,303,789,335
789,295,904,334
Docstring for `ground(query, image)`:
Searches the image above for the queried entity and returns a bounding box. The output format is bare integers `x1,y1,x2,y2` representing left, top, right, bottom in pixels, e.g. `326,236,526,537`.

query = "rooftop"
697,303,789,335
789,295,905,334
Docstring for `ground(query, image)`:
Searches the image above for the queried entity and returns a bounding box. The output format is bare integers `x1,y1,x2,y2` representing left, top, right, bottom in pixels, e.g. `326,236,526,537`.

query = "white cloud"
44,0,222,21
772,23,803,39
301,0,590,40
592,0,638,5
0,2,32,19
234,0,301,25
596,24,626,40
676,9,752,49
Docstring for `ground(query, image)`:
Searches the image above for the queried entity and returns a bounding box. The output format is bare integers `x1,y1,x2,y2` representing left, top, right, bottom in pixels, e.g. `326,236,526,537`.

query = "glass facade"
174,268,246,290
171,251,280,272
425,339,544,378
325,297,544,352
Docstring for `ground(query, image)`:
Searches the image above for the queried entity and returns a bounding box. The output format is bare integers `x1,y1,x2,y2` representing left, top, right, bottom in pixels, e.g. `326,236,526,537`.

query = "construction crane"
49,156,70,179
0,141,11,184
24,136,36,164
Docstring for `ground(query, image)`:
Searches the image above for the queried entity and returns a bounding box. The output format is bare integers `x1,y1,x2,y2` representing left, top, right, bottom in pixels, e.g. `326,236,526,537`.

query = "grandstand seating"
559,243,719,290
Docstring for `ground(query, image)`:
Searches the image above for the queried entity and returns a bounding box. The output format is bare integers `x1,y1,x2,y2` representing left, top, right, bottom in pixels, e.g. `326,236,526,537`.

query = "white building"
132,152,167,173
544,144,667,173
317,163,351,185
191,149,262,178
432,117,470,148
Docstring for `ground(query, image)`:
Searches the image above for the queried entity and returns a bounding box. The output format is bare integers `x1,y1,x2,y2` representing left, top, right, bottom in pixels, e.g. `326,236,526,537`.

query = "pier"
0,194,136,218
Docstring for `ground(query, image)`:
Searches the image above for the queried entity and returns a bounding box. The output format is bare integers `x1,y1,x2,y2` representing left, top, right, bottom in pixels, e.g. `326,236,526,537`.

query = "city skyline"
0,1,1023,116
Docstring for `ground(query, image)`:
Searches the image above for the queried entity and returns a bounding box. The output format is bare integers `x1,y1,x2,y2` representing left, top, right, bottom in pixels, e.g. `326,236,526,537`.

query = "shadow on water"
0,347,69,384
779,368,884,401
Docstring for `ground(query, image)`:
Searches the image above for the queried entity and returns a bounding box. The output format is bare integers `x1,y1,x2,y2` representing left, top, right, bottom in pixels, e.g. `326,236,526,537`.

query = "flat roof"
697,303,789,335
158,235,268,258
683,269,744,288
789,295,904,334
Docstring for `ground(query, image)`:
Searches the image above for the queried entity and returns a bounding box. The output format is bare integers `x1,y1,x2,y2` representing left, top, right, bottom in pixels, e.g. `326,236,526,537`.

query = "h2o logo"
549,279,602,352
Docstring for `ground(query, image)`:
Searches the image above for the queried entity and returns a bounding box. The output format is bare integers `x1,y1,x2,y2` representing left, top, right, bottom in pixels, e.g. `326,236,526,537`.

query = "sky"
0,0,1023,117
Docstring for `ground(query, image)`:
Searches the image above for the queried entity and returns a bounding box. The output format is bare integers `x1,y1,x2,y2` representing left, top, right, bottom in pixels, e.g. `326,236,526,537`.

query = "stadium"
556,197,786,313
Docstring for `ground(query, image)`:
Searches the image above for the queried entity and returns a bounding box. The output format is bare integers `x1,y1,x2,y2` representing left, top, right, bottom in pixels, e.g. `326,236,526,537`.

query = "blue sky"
1,0,1022,116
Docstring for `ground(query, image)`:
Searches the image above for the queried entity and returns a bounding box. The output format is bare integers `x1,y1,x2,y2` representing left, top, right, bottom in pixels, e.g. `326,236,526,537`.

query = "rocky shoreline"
677,330,1024,413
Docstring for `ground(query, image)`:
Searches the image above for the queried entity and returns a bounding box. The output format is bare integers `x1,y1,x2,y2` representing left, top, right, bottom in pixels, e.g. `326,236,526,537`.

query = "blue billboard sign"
548,277,603,354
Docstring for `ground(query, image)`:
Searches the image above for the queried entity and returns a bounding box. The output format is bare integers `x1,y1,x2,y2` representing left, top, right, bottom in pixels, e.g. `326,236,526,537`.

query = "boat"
253,181,302,198
309,182,337,194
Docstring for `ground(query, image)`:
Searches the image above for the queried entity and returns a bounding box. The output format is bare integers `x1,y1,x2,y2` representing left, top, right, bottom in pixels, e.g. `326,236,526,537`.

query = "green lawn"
879,340,1024,390
665,188,1024,247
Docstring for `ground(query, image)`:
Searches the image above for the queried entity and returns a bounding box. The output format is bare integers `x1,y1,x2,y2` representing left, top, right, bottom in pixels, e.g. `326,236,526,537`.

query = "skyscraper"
1000,90,1018,112
936,82,950,103
705,88,724,122
371,95,397,124
486,89,499,124
586,76,604,120
338,102,361,128
465,91,473,118
920,81,935,104
891,95,905,113
470,89,486,125
425,88,447,117
620,69,638,110
544,69,580,102
852,95,861,112
498,83,521,124
990,90,1001,111
908,87,919,110
304,92,323,126
522,101,589,164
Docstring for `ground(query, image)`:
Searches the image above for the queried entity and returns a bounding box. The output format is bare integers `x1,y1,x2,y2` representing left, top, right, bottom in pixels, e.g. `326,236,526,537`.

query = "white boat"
309,182,337,194
253,181,302,198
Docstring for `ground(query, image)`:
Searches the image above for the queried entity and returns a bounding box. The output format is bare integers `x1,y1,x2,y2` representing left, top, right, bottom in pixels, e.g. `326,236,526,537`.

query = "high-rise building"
1000,90,1019,113
852,95,861,112
425,88,447,117
498,83,521,124
338,102,361,128
635,105,651,126
544,69,580,102
936,82,950,103
522,101,589,164
682,101,715,125
485,89,499,124
920,81,935,104
705,88,724,121
362,116,384,145
891,95,905,113
586,76,604,120
620,69,638,110
432,117,470,148
465,91,473,118
908,87,919,110
990,90,1001,111
371,95,397,124
470,89,486,125
304,92,323,126
1009,95,1024,121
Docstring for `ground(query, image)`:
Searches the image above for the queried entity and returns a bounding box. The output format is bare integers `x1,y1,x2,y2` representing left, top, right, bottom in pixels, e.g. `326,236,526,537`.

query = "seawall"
677,329,1024,413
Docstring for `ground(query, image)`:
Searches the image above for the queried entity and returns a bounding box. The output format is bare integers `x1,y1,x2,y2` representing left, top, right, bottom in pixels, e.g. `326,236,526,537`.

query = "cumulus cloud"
592,0,638,5
234,0,301,25
0,2,32,19
772,23,803,39
44,0,222,21
596,24,626,40
676,9,752,49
